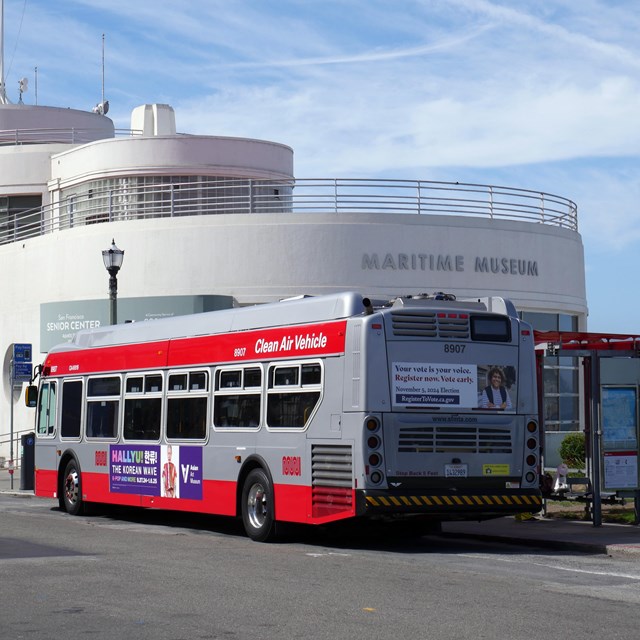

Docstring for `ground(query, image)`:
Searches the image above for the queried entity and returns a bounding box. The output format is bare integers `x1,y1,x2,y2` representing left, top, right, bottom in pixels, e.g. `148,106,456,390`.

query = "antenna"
18,75,27,103
92,33,109,115
101,33,105,106
34,65,37,104
0,0,7,104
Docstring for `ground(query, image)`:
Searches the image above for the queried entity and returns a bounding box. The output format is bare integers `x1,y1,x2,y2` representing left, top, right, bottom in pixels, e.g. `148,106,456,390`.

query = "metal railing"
0,127,142,146
0,428,32,468
0,177,578,246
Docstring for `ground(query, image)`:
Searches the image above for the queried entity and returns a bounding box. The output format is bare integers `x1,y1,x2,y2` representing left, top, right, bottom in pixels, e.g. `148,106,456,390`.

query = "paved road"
2,493,640,639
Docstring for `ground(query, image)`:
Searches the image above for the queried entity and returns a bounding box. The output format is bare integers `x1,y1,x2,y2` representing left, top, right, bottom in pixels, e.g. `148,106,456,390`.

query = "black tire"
61,459,85,516
241,468,276,542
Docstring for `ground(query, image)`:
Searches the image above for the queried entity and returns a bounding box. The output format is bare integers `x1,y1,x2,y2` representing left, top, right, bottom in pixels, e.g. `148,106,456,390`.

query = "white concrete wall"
0,210,587,460
50,135,295,189
0,104,114,139
0,211,586,460
17,213,586,307
0,143,79,202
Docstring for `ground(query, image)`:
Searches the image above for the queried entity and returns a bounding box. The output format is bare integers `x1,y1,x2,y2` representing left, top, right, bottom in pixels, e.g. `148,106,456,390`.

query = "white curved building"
0,96,586,464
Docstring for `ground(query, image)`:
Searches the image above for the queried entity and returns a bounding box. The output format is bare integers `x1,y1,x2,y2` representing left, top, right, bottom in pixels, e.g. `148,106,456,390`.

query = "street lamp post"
102,239,125,325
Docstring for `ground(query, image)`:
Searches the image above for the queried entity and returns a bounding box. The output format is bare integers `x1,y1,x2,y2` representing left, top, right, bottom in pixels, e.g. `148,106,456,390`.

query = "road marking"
459,554,640,580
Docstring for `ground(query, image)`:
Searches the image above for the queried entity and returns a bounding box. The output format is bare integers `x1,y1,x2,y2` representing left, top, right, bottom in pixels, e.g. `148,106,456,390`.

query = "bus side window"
214,367,262,428
124,398,161,440
167,396,207,439
61,380,83,439
267,363,322,429
166,370,209,440
37,381,57,436
124,373,163,441
86,376,121,439
87,402,119,439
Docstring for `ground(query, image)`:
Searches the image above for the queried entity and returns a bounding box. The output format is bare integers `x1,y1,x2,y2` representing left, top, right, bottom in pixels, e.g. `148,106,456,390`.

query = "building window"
522,311,580,432
0,195,42,244
57,176,293,227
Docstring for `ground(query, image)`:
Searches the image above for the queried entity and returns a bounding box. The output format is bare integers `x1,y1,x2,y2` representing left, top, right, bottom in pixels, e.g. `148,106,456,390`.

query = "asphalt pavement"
2,467,640,557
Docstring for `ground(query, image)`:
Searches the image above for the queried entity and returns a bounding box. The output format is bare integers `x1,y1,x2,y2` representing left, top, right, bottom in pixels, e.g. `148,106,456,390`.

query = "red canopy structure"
535,331,640,352
534,330,640,526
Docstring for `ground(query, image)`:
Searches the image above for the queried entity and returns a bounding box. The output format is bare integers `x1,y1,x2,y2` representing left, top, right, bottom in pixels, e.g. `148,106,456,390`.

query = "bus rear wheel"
241,468,276,542
62,460,85,516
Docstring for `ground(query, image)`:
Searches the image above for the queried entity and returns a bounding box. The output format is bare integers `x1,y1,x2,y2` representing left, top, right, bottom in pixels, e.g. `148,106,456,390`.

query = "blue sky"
3,0,639,332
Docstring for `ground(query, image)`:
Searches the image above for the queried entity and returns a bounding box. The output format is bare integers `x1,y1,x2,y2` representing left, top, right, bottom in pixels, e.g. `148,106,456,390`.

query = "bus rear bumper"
357,488,542,519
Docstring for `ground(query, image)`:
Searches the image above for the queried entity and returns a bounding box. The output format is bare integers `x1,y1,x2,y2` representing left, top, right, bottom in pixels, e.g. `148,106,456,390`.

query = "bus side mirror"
25,385,38,408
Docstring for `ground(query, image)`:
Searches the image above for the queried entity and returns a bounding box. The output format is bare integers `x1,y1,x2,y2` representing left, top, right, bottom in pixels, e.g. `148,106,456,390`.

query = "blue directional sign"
12,362,33,382
13,343,32,363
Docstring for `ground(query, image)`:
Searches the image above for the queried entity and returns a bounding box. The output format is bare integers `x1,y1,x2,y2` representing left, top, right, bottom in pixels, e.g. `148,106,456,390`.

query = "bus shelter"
535,331,640,526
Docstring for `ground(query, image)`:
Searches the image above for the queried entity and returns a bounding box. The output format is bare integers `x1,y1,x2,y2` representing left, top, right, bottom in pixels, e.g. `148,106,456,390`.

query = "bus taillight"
366,417,380,432
365,416,384,485
367,435,380,449
368,453,382,467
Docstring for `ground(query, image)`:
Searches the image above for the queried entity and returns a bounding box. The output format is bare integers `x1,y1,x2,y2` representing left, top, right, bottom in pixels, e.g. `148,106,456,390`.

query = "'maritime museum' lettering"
361,253,538,277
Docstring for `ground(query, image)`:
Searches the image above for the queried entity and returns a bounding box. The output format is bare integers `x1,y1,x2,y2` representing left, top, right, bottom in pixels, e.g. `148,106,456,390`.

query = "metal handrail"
0,428,33,470
0,127,142,145
0,177,578,246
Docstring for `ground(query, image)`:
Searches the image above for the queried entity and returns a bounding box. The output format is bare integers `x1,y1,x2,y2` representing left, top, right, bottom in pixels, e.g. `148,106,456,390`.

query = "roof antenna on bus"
433,291,456,301
362,297,374,315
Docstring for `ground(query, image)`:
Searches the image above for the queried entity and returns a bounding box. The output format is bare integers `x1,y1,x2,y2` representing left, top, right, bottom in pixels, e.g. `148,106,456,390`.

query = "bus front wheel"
62,460,85,516
241,468,276,542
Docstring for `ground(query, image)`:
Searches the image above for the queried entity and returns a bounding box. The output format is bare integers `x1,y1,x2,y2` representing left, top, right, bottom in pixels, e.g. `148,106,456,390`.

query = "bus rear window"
471,316,511,342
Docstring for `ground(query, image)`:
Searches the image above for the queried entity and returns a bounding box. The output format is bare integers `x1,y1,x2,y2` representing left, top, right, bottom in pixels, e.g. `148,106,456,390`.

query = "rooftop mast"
0,0,7,104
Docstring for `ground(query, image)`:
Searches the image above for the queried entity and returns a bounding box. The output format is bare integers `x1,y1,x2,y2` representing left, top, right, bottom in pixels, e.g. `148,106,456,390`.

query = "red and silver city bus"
32,291,541,540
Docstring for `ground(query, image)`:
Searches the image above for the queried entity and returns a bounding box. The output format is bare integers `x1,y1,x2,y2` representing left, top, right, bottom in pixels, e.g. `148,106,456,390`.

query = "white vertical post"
9,356,15,490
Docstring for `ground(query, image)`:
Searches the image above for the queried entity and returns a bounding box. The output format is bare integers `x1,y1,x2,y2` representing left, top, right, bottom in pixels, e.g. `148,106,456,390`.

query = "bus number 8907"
444,344,465,353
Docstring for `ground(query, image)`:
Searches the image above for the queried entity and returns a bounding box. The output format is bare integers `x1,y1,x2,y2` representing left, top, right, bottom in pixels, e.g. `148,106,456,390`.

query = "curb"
0,490,35,498
440,529,610,555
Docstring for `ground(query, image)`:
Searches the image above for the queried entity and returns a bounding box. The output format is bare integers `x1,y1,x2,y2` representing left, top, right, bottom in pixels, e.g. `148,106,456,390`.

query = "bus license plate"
444,464,468,478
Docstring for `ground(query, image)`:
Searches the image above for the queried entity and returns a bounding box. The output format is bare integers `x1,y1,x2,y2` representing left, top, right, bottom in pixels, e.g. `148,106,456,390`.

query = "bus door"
34,379,59,495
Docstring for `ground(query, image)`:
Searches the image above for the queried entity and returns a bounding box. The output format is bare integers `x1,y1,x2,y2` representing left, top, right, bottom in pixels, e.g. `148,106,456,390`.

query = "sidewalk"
442,515,640,557
2,467,639,556
0,468,32,494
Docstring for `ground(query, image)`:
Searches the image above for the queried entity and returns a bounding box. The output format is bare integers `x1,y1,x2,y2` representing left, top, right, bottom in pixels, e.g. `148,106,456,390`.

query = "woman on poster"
480,366,513,410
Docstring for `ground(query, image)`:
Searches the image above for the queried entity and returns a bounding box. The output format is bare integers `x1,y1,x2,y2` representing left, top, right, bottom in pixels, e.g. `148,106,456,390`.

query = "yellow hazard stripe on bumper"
366,494,542,509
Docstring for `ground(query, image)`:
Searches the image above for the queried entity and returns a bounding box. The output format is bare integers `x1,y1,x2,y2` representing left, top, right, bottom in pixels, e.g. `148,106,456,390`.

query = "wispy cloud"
219,25,494,69
447,0,640,69
4,0,639,266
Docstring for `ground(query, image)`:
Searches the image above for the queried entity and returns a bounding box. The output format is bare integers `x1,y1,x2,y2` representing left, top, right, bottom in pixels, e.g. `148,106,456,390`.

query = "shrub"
559,432,586,470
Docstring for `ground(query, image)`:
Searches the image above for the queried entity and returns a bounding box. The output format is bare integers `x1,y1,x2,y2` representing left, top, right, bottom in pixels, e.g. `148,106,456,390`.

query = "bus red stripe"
39,469,355,526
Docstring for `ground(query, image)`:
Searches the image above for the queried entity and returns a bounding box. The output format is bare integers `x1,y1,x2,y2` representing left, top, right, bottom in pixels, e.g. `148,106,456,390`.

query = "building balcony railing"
0,127,141,145
0,177,578,246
